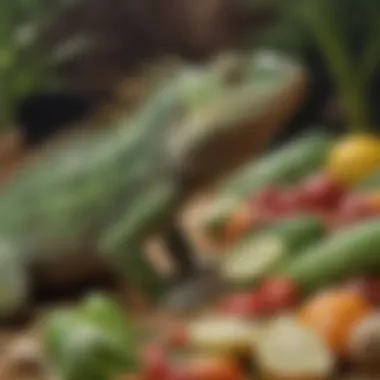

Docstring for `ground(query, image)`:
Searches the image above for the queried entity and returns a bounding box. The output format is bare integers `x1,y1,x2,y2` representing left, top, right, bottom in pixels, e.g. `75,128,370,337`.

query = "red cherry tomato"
300,172,346,210
345,277,380,305
258,277,300,314
219,291,267,317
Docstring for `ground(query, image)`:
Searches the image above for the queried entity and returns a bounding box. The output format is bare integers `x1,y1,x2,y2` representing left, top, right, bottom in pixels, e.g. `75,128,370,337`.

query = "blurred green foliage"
0,0,93,128
252,0,380,130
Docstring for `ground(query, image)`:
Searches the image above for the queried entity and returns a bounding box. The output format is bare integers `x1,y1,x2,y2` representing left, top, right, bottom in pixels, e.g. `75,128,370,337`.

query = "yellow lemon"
326,134,380,186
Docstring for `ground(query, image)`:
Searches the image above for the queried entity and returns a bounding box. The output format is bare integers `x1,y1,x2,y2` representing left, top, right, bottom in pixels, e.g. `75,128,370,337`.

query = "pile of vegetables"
41,204,380,380
41,236,380,380
188,128,380,380
203,134,380,243
38,103,380,380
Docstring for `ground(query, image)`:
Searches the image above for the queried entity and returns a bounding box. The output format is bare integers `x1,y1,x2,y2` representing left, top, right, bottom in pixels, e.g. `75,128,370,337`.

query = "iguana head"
164,50,308,188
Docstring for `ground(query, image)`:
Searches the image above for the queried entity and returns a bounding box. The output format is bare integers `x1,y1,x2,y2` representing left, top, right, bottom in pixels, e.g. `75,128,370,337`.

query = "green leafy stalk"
260,0,380,130
298,1,371,129
359,3,380,85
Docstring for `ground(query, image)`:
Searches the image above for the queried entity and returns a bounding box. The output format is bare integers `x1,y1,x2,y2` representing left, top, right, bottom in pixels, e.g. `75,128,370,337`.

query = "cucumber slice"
221,215,326,286
187,315,264,354
256,315,335,379
221,234,284,285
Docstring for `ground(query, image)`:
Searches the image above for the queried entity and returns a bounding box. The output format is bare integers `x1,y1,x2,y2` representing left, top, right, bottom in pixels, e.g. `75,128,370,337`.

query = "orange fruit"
299,289,372,356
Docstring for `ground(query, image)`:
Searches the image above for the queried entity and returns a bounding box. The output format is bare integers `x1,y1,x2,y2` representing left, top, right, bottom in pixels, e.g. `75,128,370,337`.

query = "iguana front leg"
96,181,179,299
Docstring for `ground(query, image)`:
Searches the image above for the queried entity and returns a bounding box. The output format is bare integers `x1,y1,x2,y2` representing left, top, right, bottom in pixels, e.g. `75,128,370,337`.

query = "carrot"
299,289,372,356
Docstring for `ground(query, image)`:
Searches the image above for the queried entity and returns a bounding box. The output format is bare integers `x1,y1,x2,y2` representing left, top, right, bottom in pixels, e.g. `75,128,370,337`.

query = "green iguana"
0,50,307,318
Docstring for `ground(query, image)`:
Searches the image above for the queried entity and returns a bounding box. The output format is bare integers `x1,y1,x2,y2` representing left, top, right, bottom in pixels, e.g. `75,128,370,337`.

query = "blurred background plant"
0,0,96,129
252,0,380,135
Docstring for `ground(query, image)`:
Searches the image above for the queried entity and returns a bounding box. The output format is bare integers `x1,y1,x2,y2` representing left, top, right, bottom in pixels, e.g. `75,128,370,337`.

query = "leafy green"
43,293,140,380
